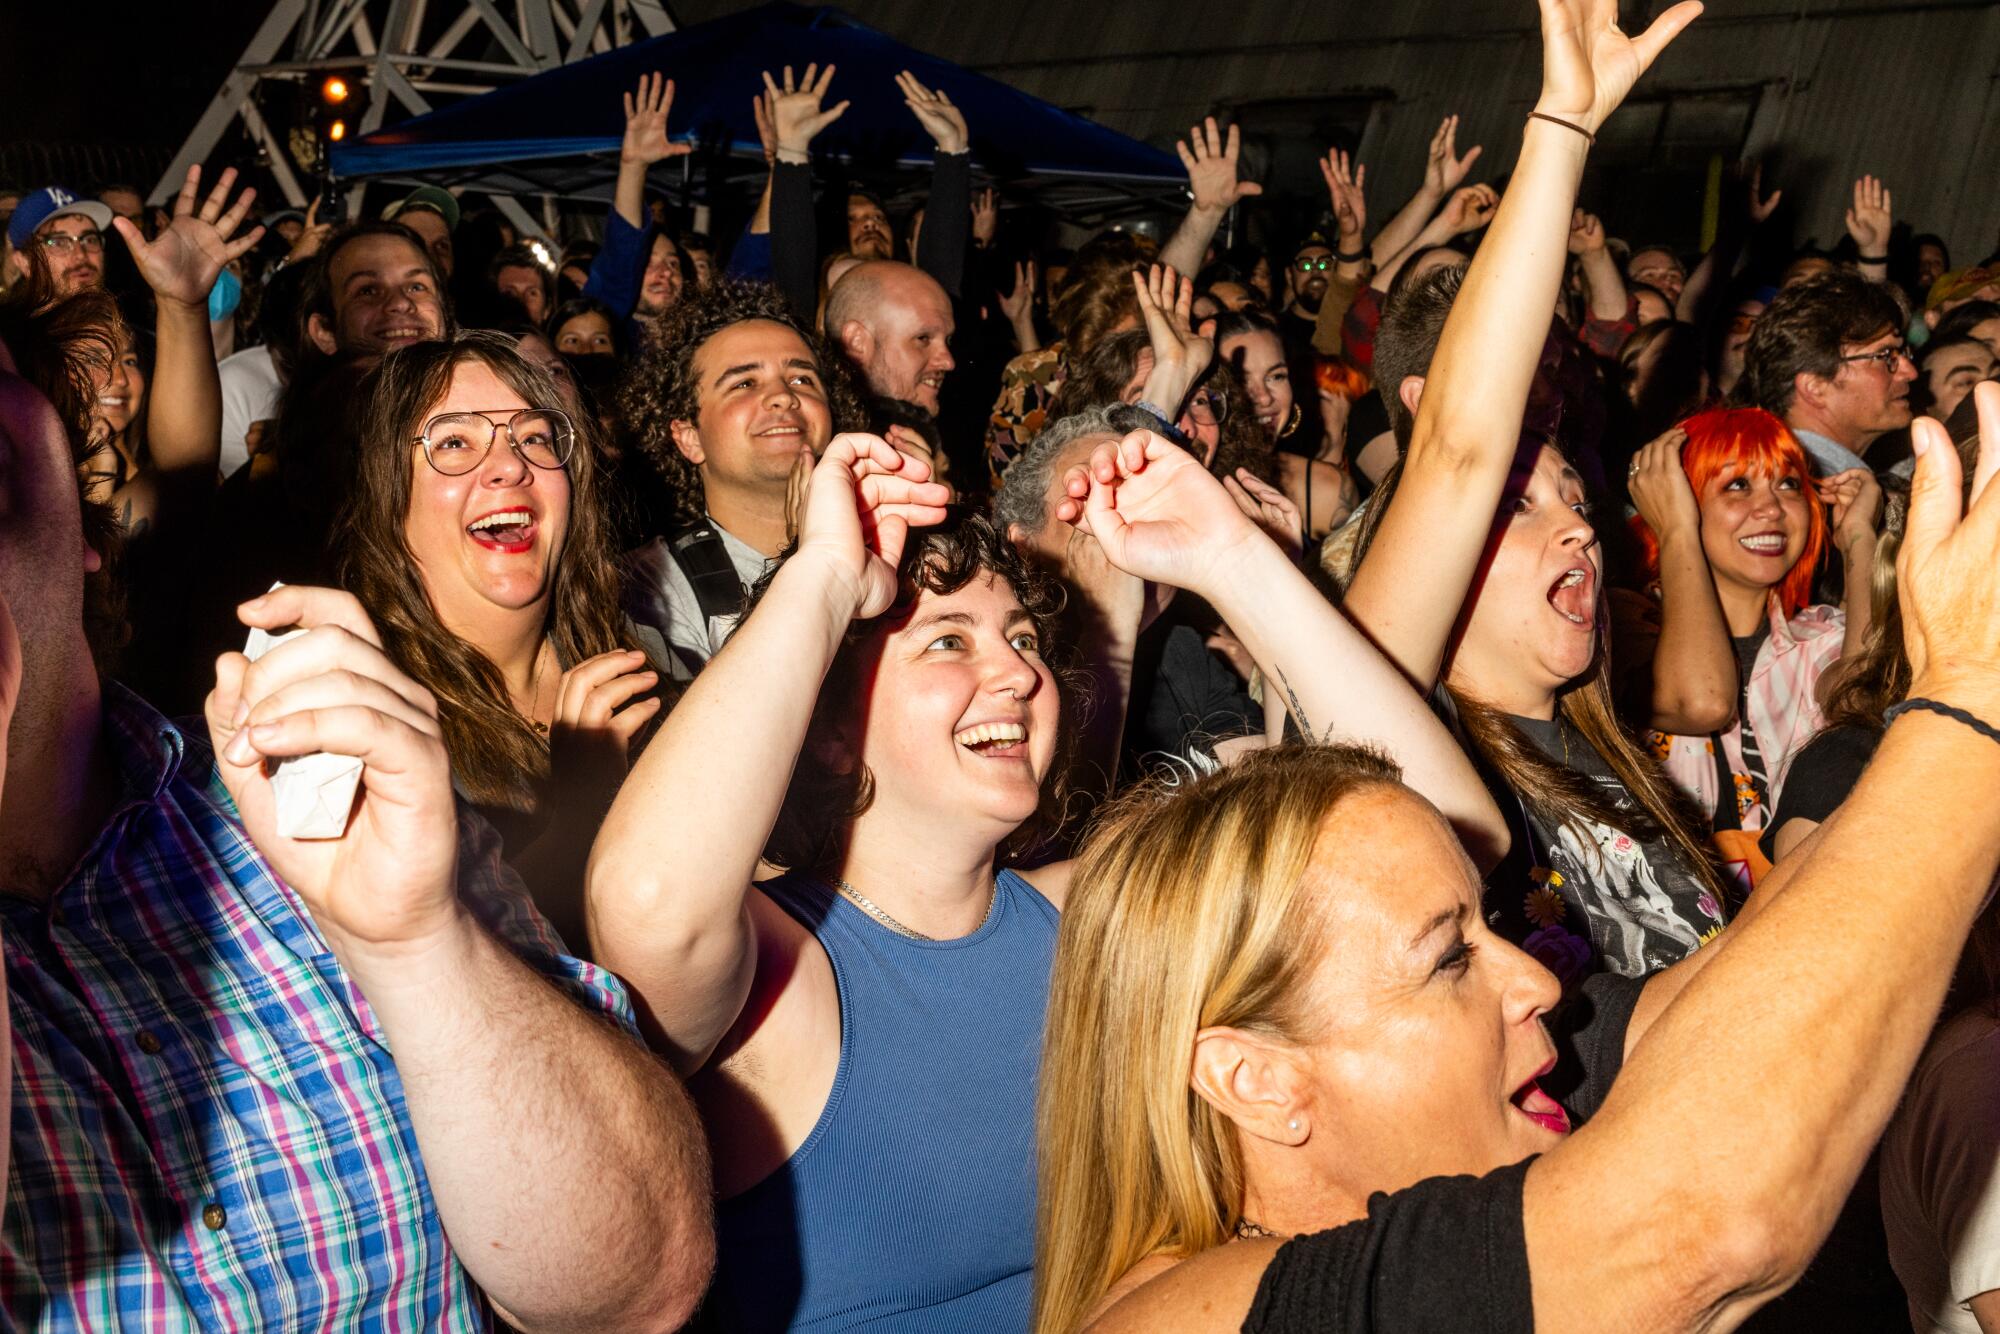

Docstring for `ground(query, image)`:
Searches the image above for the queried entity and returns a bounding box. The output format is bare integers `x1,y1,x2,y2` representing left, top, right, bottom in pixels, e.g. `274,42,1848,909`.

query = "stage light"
328,120,348,142
322,76,350,104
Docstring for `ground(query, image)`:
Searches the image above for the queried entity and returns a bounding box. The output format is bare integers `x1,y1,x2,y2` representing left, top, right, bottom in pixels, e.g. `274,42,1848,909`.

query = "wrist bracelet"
1134,400,1193,448
1884,698,2000,748
1527,111,1594,143
1334,245,1367,263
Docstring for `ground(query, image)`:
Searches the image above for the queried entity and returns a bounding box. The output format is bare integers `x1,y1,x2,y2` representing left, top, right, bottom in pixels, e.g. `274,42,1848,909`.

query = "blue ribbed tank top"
706,868,1060,1332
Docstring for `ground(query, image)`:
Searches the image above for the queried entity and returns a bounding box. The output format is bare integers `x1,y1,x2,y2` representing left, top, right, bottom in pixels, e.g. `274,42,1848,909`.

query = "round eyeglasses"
1189,386,1228,427
413,407,575,476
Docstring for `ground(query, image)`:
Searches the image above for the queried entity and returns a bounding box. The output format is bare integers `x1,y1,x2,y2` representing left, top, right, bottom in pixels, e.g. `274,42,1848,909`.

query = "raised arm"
1133,264,1213,425
1369,115,1483,267
1569,209,1629,322
1628,427,1737,733
1160,118,1262,278
587,438,949,1070
1819,467,1883,667
613,72,690,232
1342,63,1595,686
1312,150,1370,356
1525,378,2000,1330
113,165,262,527
764,63,848,320
1675,161,1780,325
899,71,972,297
1369,182,1496,295
204,586,713,1333
1057,429,1510,867
1845,174,1893,285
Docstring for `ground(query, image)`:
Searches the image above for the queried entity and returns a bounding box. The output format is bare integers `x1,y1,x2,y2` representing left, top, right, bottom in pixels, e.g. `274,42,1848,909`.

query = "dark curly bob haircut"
750,510,1079,876
616,277,863,529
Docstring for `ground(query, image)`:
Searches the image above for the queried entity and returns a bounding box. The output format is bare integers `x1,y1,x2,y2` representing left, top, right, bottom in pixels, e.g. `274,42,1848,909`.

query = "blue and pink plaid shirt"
1,685,637,1330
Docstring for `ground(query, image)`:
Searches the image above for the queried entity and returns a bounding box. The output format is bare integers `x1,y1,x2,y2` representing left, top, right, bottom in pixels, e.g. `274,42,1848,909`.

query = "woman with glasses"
335,330,668,947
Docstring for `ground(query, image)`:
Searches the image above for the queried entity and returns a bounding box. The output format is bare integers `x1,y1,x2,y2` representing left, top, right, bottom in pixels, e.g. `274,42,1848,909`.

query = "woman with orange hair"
1632,405,1880,887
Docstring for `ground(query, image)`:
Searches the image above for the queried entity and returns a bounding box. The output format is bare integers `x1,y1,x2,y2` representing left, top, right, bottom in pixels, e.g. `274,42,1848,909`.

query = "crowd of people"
7,0,2000,1328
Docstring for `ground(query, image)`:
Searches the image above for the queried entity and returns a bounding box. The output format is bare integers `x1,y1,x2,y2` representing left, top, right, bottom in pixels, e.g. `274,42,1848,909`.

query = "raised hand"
1320,148,1367,246
1819,467,1883,553
972,187,999,245
116,165,263,310
998,260,1036,324
1133,263,1213,414
205,586,459,953
1845,175,1893,256
762,64,849,156
896,70,967,154
1424,115,1483,197
791,433,953,620
751,88,777,165
1567,207,1607,254
1744,161,1783,223
1177,116,1263,215
1898,381,2000,705
551,649,662,780
622,71,691,167
1534,0,1704,136
1627,427,1698,537
285,194,335,265
1222,467,1305,561
1439,183,1500,235
1054,429,1264,594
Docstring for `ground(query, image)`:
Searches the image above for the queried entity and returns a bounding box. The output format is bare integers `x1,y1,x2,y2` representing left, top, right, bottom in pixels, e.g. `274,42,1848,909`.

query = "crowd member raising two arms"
586,421,1506,1329
1342,0,1730,984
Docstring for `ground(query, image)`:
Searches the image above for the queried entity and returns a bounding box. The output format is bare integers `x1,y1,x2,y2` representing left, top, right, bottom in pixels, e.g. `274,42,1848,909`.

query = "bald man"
823,260,955,415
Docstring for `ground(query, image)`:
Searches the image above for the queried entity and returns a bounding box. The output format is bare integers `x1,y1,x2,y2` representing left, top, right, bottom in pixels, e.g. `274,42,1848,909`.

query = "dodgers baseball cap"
8,187,114,250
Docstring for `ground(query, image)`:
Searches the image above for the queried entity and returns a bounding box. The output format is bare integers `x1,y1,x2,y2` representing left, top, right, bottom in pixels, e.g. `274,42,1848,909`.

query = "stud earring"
1287,1119,1300,1132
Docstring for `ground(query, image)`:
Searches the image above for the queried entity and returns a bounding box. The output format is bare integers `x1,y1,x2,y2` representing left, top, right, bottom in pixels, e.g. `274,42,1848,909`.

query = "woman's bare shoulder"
1084,1240,1281,1333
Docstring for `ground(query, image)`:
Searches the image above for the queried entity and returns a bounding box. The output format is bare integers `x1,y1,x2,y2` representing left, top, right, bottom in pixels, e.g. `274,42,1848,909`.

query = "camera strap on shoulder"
668,522,749,629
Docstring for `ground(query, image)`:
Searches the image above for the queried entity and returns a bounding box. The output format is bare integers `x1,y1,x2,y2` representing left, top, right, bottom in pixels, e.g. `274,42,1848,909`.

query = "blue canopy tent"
330,3,1185,223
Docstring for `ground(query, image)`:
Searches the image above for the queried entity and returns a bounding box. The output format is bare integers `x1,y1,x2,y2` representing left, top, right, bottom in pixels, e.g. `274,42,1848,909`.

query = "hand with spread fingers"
791,433,955,621
205,585,460,955
622,71,692,168
762,63,849,157
551,650,663,786
118,165,264,310
1320,148,1367,251
1845,174,1894,257
896,70,968,154
1532,0,1705,136
1133,263,1213,419
1424,114,1484,199
1177,116,1263,216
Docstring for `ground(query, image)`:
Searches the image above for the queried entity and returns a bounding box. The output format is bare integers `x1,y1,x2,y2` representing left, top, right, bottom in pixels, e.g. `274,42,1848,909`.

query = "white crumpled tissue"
243,615,364,840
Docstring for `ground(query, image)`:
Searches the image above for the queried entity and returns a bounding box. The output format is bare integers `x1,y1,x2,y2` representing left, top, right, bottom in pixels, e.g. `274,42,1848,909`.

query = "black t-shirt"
1244,972,1644,1333
1123,621,1261,773
1757,723,1881,863
1497,715,1724,980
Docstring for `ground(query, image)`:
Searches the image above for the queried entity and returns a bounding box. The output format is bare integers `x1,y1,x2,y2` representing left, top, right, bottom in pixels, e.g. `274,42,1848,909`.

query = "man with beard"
763,65,972,323
1278,233,1336,366
824,260,955,416
6,188,112,300
1740,270,1917,476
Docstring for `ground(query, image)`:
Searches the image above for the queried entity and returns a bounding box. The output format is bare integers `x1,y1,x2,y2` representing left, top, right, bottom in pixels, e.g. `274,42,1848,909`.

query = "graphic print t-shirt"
1498,714,1724,982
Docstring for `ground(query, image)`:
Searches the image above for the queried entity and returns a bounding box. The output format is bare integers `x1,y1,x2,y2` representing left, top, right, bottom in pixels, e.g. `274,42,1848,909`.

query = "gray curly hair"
991,403,1155,540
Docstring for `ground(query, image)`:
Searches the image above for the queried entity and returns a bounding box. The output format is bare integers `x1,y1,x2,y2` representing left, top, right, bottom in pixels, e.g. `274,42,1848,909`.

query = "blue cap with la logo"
8,187,114,250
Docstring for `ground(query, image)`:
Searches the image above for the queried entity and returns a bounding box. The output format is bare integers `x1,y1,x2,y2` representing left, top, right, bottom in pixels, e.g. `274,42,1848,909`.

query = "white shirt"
216,345,283,479
1880,1006,2000,1333
623,519,771,682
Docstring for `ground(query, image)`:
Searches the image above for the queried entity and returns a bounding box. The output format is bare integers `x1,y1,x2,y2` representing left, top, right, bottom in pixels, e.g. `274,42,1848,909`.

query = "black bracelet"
1334,245,1367,263
1884,697,2000,747
1527,111,1594,143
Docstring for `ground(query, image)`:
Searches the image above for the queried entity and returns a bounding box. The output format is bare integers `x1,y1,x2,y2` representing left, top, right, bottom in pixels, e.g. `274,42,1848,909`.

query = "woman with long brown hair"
336,330,664,945
1338,1,1731,986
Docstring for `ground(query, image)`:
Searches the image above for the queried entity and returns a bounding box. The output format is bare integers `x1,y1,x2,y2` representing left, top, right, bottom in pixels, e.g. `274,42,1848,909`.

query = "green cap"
383,185,460,233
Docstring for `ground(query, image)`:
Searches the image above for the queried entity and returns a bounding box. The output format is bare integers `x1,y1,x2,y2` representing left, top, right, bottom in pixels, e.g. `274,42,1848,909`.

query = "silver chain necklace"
835,876,996,941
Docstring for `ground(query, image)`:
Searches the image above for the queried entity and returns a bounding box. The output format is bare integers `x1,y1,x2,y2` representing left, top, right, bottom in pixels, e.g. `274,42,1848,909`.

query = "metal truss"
152,0,675,239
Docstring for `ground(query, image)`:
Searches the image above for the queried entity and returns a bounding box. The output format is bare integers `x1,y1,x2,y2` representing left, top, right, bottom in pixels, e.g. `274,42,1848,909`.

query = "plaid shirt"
2,686,636,1330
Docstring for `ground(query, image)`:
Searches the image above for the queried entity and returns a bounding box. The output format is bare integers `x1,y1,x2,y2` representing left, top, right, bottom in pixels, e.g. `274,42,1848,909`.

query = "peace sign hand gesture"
117,165,263,311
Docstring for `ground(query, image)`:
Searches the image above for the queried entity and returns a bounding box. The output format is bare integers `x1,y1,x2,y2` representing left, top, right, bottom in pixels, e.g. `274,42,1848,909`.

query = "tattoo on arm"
1276,666,1325,743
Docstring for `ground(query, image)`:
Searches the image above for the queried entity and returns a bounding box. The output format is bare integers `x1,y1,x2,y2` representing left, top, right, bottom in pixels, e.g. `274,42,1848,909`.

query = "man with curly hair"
620,278,847,679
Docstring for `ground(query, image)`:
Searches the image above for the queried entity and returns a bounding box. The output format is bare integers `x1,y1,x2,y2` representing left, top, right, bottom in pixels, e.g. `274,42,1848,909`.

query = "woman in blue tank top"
588,428,1507,1331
